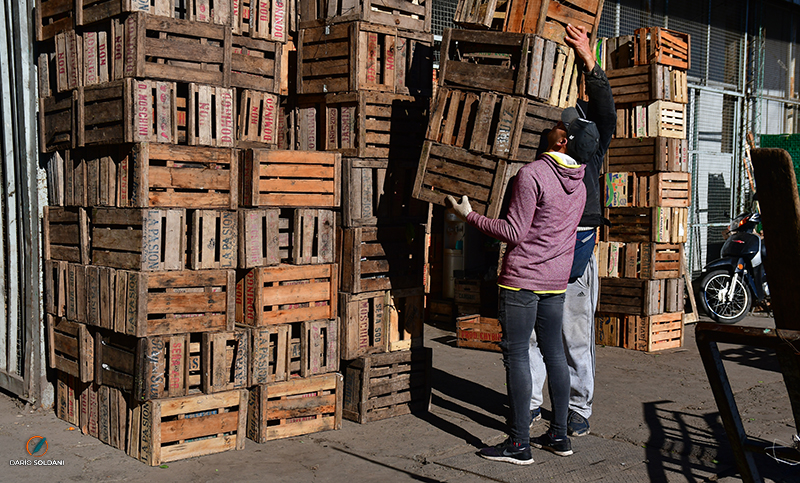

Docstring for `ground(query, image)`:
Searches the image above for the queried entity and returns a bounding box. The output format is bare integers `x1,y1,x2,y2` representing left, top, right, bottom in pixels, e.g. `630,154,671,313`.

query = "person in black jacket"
528,23,616,439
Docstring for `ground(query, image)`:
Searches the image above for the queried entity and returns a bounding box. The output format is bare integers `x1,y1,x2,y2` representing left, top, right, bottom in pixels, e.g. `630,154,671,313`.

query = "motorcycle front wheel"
700,270,753,324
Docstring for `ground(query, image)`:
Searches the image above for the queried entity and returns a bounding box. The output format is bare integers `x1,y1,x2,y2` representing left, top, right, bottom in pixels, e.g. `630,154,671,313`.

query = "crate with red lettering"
44,206,90,264
185,84,237,148
247,373,343,442
71,381,130,449
295,91,428,158
77,0,231,27
297,22,433,97
40,89,75,153
55,371,86,427
240,149,341,208
342,157,428,228
90,208,185,270
634,27,690,70
236,264,338,326
385,287,424,352
598,277,665,316
37,30,82,96
340,225,425,293
623,312,684,352
188,210,238,270
339,290,386,360
456,314,502,352
201,329,250,393
238,208,335,268
230,34,284,94
605,137,688,173
47,315,94,382
237,90,280,148
438,29,530,96
233,0,289,41
608,64,688,104
298,0,431,32
342,347,431,423
136,333,195,400
133,389,247,465
412,141,519,218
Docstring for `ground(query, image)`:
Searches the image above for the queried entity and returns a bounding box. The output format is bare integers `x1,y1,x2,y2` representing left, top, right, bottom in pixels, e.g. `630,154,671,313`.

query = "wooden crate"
514,100,563,160
623,312,684,352
426,298,454,324
603,172,635,207
248,324,292,384
47,315,94,383
647,100,686,139
44,260,67,318
78,0,231,27
298,0,431,32
303,318,339,375
91,208,185,270
339,291,387,360
136,390,247,465
40,90,75,153
603,207,687,243
118,143,238,209
188,210,238,270
36,0,76,41
598,35,635,70
438,29,530,96
342,347,432,423
342,157,428,227
237,90,280,147
594,314,620,346
385,287,424,352
186,84,237,148
527,35,580,108
634,27,690,70
136,333,194,400
296,91,428,159
605,137,688,173
236,264,338,326
455,314,502,352
202,329,250,393
84,145,121,207
603,171,690,208
238,208,335,268
653,206,688,243
412,141,517,218
37,30,82,95
240,149,341,208
297,22,434,96
599,277,664,316
121,13,232,87
233,0,289,41
664,277,685,313
247,373,343,442
454,279,481,306
608,64,688,104
340,225,425,293
56,371,90,429
44,206,90,264
230,34,284,94
623,242,684,279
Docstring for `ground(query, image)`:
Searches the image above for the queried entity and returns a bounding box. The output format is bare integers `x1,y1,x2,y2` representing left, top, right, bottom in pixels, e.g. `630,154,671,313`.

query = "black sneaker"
531,432,573,456
478,439,534,465
529,408,542,430
567,411,590,437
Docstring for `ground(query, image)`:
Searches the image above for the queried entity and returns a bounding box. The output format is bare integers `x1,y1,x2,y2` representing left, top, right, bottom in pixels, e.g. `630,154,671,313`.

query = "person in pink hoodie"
447,27,599,463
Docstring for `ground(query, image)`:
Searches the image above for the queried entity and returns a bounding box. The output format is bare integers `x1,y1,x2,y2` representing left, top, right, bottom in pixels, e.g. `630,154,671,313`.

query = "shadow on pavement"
718,344,783,373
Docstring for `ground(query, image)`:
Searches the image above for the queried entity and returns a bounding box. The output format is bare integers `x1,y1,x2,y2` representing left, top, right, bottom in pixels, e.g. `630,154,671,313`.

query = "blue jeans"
499,288,569,444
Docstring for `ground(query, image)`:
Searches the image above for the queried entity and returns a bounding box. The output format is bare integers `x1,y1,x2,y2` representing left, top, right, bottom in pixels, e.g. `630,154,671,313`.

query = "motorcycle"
699,212,770,324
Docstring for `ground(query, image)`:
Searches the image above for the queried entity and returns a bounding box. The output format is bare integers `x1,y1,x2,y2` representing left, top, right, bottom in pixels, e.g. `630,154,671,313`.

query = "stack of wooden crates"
594,27,692,352
294,0,435,424
428,0,605,350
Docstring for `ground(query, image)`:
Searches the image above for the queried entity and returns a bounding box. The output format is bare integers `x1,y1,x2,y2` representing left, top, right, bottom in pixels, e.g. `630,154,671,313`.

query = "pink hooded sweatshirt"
466,152,586,292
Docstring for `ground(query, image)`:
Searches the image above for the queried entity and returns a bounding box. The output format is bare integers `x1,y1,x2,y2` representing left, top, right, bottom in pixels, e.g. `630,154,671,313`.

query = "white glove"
446,195,473,221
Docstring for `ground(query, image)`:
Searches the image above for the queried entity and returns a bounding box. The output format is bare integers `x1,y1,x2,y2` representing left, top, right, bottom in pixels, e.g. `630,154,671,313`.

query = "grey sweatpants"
529,253,598,419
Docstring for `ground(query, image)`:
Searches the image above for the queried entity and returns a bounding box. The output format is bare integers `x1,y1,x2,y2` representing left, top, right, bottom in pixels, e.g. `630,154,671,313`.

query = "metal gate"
0,0,44,403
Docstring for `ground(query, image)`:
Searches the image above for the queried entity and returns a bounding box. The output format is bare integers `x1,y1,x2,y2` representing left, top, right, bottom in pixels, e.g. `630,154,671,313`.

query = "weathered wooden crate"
237,90,280,147
664,277,685,313
597,35,635,70
44,206,90,264
599,277,665,316
44,260,71,318
426,298,454,324
93,328,139,391
298,0,431,32
339,290,387,360
640,172,691,207
595,241,622,278
37,30,82,95
81,23,117,86
240,149,341,207
188,210,238,270
77,383,130,449
36,0,76,41
456,314,502,352
603,207,687,243
385,287,424,352
230,34,284,93
515,100,563,160
594,314,620,346
302,318,339,375
236,264,338,326
527,35,580,108
184,84,237,148
136,333,193,400
247,373,343,442
603,172,635,208
55,371,86,427
248,324,292,384
340,225,425,293
201,329,250,393
78,0,231,27
47,315,94,383
40,90,76,153
238,208,335,268
621,242,684,280
121,13,232,86
608,64,688,104
623,312,684,352
91,208,185,270
454,0,604,47
454,279,481,307
298,22,434,96
412,141,517,218
438,29,530,96
342,347,431,423
605,137,688,173
647,100,686,139
84,146,121,206
233,0,289,41
634,27,690,70
296,91,428,158
118,143,238,209
135,389,247,465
